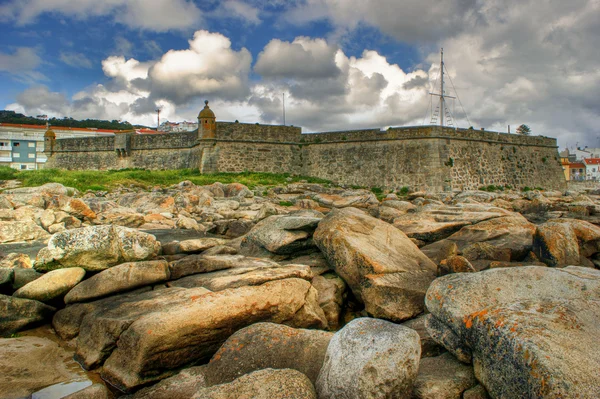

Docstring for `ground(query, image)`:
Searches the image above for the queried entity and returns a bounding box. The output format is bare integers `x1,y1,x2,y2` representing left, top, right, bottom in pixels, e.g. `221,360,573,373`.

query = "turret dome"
44,126,56,139
198,100,215,119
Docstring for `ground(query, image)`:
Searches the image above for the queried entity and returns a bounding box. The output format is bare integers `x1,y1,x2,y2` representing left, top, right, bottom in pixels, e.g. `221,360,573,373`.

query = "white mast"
429,48,455,127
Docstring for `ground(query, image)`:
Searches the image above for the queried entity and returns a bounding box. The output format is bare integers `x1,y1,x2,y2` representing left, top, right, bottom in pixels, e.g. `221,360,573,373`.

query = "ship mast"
429,48,456,127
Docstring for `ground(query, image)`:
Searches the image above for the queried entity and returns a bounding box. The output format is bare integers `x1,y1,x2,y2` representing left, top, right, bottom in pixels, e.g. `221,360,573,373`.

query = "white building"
584,158,600,180
159,121,197,133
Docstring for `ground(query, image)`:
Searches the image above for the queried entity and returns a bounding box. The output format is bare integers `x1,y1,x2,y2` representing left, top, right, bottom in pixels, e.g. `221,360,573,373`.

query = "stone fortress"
44,101,567,192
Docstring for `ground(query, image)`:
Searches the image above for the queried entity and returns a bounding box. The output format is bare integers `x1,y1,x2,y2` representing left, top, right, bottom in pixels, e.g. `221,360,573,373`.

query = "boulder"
178,237,229,253
35,225,160,272
0,267,14,286
411,352,476,399
169,254,266,280
224,182,253,198
12,268,43,290
240,213,321,255
421,215,536,262
313,191,379,209
191,369,316,399
462,385,490,399
0,295,56,335
94,208,146,228
175,215,201,230
0,336,85,398
316,317,421,399
533,221,580,267
168,263,312,291
314,207,437,322
13,267,85,302
0,220,50,243
402,314,445,358
127,366,208,399
438,256,476,275
0,253,32,269
99,278,326,391
311,273,346,330
62,383,110,399
64,260,170,304
425,266,600,398
204,322,333,386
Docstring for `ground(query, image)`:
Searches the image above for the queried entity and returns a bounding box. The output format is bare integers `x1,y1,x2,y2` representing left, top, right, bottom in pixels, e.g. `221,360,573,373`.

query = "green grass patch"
278,200,294,207
398,186,410,196
3,169,331,193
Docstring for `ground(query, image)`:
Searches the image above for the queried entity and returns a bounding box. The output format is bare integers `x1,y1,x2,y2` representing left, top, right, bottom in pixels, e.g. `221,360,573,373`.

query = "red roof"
583,158,600,165
570,162,586,168
0,123,121,133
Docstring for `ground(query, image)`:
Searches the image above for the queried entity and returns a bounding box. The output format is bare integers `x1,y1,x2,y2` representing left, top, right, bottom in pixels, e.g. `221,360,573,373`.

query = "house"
583,158,600,180
569,162,586,181
560,157,570,181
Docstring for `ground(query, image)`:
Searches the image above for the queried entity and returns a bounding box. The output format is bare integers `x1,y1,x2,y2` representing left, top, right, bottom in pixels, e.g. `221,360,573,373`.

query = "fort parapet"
44,107,566,192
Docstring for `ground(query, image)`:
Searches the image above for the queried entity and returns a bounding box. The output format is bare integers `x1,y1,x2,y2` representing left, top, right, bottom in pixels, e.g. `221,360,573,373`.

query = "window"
13,153,20,158
28,153,35,159
20,165,26,170
13,142,20,147
28,142,35,148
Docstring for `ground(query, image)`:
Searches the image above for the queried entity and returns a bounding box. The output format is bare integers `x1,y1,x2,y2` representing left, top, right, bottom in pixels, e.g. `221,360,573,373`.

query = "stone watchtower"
198,100,216,139
43,124,56,154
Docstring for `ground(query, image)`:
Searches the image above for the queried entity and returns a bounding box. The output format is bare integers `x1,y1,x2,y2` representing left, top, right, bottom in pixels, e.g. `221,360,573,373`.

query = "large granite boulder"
127,366,208,399
204,322,333,386
411,352,476,399
0,220,50,243
13,267,85,303
240,213,321,255
316,317,421,399
169,254,273,280
64,260,170,304
533,221,581,267
0,294,56,336
35,225,161,272
0,336,86,399
311,273,346,330
421,215,536,262
192,369,316,399
425,266,600,398
75,278,326,391
314,207,437,321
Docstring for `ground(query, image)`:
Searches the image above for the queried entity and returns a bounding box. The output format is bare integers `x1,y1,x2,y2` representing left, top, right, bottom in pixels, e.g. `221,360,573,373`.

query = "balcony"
0,156,12,162
0,146,12,151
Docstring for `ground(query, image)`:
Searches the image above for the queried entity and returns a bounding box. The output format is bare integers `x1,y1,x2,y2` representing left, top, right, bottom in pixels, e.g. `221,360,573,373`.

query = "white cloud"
0,0,202,31
255,37,341,79
59,51,93,68
0,47,45,82
211,1,261,25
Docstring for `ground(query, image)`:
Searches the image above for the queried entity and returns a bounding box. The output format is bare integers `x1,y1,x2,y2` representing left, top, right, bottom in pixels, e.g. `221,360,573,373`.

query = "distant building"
159,120,198,133
560,156,570,181
0,123,121,169
583,158,600,180
569,162,586,181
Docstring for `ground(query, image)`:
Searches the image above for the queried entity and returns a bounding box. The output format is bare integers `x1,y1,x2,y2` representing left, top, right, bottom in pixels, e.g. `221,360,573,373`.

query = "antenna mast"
429,48,456,127
156,108,161,130
282,93,286,126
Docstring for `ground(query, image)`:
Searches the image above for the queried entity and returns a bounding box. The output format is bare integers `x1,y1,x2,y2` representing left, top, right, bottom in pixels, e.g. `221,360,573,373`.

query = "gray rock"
64,260,170,304
62,383,110,399
0,253,32,269
314,207,437,322
204,322,333,386
192,368,316,399
462,384,490,399
0,220,50,243
127,366,208,399
533,221,580,267
311,273,346,330
178,237,229,253
12,268,43,290
412,352,476,399
99,278,326,392
168,262,312,291
425,266,600,398
402,314,445,358
316,317,421,399
13,267,85,303
169,254,266,280
35,225,160,272
0,294,55,335
0,267,13,286
240,213,321,255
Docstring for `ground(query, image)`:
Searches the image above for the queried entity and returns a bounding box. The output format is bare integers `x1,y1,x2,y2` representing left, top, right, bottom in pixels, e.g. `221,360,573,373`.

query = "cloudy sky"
1,0,599,148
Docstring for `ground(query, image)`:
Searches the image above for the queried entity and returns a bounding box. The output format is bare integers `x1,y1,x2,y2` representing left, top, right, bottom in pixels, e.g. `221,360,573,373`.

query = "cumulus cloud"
255,37,341,79
0,0,202,31
211,1,262,25
59,51,92,68
148,30,252,104
0,47,45,82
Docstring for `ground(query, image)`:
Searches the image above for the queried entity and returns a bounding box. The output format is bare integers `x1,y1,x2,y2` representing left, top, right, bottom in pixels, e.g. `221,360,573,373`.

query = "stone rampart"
44,124,566,192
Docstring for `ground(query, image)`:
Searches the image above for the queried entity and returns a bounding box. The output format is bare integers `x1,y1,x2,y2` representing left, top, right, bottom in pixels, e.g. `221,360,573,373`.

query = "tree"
516,124,531,136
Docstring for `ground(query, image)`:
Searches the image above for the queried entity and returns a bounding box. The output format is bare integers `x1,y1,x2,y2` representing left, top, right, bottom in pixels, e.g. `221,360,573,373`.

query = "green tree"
516,124,531,135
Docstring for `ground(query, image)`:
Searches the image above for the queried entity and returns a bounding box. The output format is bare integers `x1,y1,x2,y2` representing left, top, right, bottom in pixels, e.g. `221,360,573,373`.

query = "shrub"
279,200,294,207
398,186,410,195
0,166,17,180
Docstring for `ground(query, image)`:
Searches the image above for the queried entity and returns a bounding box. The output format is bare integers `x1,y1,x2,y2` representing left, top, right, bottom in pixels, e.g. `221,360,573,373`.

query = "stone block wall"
44,124,566,192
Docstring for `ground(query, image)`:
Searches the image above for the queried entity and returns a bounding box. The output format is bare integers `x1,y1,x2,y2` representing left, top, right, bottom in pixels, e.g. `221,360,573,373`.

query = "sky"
1,0,599,149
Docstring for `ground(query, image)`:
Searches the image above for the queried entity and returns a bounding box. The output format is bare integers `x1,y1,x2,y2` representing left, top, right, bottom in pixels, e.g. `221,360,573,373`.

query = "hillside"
0,110,134,130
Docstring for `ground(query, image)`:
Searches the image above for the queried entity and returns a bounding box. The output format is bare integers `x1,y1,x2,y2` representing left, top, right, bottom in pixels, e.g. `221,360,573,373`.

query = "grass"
0,167,331,193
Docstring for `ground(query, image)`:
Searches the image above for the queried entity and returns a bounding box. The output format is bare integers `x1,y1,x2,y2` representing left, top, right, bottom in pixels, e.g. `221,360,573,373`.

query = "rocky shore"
1,180,599,398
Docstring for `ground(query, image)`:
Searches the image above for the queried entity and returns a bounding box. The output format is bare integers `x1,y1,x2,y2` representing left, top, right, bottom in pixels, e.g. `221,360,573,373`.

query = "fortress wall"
216,122,301,142
131,131,197,149
53,136,114,151
304,138,449,191
207,141,302,174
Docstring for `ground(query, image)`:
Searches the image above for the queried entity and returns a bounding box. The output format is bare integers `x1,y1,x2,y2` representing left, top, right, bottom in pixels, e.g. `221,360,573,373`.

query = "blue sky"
1,0,599,148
